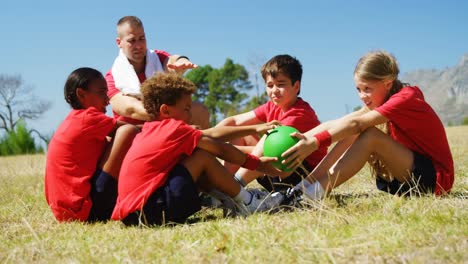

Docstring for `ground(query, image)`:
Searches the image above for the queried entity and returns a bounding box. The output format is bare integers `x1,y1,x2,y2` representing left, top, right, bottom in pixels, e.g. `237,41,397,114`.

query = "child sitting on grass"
217,55,327,192
45,67,139,222
111,73,285,226
282,50,454,201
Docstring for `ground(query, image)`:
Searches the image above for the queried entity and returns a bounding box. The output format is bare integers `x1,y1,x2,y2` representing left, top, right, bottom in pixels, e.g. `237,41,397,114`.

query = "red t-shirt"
105,50,171,125
375,86,454,195
111,119,203,220
45,107,116,222
254,98,327,167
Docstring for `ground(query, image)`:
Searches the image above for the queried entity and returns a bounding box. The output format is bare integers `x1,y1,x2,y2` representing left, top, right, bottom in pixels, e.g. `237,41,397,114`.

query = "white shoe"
245,188,285,213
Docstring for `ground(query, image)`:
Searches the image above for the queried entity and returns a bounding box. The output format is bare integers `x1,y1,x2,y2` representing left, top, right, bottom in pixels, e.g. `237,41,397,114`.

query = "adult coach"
105,16,210,128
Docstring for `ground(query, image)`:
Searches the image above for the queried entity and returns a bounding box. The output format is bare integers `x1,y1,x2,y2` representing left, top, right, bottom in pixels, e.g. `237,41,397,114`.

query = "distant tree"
241,92,268,113
0,74,51,134
462,116,468,126
187,65,214,103
447,121,454,127
186,58,253,125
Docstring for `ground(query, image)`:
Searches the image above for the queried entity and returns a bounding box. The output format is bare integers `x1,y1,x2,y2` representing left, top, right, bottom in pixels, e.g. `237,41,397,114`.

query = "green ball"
263,126,299,171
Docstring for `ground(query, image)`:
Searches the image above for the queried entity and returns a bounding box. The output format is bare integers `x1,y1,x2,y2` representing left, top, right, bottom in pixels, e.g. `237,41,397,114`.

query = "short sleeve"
375,87,422,121
105,71,120,99
253,103,269,122
81,108,116,139
155,50,171,64
166,120,203,156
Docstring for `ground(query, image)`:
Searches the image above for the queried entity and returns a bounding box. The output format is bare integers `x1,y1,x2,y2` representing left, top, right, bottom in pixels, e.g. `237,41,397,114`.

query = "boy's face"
116,23,147,65
79,78,109,113
165,93,193,124
265,73,300,109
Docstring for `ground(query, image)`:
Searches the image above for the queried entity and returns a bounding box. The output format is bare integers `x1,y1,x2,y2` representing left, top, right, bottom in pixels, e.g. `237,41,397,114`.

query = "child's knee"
358,127,384,144
189,148,217,162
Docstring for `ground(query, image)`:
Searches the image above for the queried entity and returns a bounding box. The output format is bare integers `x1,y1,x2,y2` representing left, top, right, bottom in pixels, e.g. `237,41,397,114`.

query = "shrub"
0,121,43,156
462,116,468,126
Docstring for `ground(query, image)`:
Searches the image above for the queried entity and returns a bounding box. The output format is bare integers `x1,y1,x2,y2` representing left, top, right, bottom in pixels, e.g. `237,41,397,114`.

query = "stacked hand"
255,120,280,135
167,57,198,74
257,156,290,178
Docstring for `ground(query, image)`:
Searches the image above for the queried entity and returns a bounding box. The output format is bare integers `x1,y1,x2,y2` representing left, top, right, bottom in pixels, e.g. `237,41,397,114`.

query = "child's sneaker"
245,188,285,213
205,189,241,217
282,187,304,208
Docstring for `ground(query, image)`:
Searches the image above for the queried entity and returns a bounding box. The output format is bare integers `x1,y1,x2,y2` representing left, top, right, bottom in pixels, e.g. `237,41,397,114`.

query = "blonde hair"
354,50,408,179
354,50,407,99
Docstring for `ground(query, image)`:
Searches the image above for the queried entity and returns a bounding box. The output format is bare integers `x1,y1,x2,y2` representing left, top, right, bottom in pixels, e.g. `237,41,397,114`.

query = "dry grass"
0,126,466,263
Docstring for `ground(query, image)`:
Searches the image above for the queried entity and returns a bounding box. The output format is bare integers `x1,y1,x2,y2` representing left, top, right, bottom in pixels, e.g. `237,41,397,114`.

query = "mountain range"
402,54,468,125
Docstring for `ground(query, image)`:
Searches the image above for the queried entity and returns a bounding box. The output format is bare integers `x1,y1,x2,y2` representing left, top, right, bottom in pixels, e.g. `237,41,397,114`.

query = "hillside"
402,54,468,125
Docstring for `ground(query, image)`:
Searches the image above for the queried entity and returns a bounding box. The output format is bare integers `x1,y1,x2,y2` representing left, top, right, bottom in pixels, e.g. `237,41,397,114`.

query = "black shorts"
376,151,436,196
88,170,118,222
123,164,201,226
257,161,313,192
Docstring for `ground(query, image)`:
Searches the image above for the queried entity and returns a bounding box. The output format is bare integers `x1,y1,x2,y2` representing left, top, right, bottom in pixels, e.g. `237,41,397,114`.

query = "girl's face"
165,93,192,124
265,73,299,111
79,78,109,113
354,76,392,110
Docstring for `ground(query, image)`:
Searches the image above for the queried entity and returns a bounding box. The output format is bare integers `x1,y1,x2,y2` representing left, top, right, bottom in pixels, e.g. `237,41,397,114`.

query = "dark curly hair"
64,67,104,109
141,73,197,116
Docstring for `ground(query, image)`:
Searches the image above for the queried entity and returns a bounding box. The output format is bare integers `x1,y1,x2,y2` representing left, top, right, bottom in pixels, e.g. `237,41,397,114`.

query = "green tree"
186,58,253,125
187,64,214,103
241,92,268,113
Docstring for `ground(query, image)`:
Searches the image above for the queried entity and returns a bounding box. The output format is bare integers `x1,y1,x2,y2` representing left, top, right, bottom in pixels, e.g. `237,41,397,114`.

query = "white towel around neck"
111,49,164,96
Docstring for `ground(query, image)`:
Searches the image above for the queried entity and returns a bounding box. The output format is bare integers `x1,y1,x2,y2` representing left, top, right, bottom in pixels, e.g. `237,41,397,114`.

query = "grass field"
0,126,466,263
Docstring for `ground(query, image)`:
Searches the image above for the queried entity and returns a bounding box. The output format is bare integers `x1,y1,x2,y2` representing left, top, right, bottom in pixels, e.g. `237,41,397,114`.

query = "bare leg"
99,124,139,179
313,127,413,192
181,149,241,197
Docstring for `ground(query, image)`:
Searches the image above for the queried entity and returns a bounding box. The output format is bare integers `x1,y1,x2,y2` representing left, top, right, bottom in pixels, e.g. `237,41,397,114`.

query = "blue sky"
1,0,467,138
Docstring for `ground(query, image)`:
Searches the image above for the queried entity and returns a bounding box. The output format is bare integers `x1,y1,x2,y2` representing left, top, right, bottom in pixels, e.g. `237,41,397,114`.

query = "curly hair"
141,73,197,116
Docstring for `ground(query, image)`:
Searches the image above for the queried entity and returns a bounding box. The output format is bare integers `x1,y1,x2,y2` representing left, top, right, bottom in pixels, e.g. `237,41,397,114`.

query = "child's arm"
107,120,140,137
202,120,279,142
216,111,262,127
282,108,388,166
197,135,285,176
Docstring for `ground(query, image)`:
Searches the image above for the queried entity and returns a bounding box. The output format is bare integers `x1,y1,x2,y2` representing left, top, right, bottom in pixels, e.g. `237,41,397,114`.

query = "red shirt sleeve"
171,120,203,156
254,102,270,122
105,70,120,99
155,50,171,65
83,107,117,137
